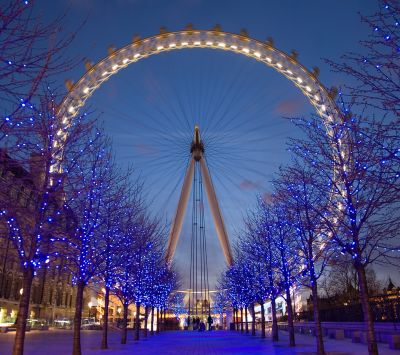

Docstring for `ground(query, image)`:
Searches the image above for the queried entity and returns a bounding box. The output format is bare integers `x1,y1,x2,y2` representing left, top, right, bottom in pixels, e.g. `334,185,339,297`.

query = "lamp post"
88,302,93,318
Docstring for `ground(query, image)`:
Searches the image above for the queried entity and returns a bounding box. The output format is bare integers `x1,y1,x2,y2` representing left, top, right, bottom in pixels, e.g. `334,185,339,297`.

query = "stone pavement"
0,329,398,354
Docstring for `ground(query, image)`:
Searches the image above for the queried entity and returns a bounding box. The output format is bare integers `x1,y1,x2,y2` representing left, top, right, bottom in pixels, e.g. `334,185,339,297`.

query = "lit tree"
0,89,92,355
227,249,256,334
62,130,119,355
273,164,334,355
290,111,399,355
131,219,163,341
245,200,282,341
291,3,400,354
0,0,78,143
327,0,400,117
213,281,230,330
152,264,176,333
166,291,185,327
99,177,144,349
266,201,299,347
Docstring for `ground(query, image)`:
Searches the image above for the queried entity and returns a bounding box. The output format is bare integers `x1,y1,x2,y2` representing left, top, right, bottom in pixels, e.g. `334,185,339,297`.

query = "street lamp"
88,302,93,318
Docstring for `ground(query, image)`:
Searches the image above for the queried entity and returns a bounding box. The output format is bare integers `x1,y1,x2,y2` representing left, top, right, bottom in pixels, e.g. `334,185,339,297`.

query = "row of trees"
0,2,178,355
219,2,399,355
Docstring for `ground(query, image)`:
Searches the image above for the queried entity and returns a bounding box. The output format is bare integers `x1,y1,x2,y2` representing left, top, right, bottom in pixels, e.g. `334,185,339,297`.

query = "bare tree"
99,174,144,349
0,88,93,355
240,210,280,340
274,164,334,355
327,0,400,117
0,0,79,142
290,112,399,355
62,131,119,355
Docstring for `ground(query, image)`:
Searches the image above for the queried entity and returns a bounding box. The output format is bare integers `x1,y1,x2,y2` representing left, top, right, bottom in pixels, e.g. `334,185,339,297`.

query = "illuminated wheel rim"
55,29,341,170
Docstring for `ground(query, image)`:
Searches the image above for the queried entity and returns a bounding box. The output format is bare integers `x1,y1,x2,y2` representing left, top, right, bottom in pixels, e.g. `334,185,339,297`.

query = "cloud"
134,143,158,156
262,192,273,203
240,179,261,190
274,98,305,116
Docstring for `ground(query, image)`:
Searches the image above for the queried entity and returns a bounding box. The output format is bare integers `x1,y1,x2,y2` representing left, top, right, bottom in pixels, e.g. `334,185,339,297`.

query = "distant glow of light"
112,64,118,70
266,57,272,62
68,106,75,113
276,63,282,68
230,45,237,50
134,53,140,58
194,41,201,45
297,77,303,83
123,58,129,64
169,43,176,48
102,71,108,76
157,46,164,50
242,48,250,53
306,86,312,92
287,70,293,75
206,41,213,46
218,42,226,48
314,95,320,101
254,52,261,58
321,104,326,111
83,87,89,94
181,42,188,46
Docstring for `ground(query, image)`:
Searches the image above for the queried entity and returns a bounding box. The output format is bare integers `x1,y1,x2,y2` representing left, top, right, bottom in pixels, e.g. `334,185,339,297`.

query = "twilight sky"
34,0,393,289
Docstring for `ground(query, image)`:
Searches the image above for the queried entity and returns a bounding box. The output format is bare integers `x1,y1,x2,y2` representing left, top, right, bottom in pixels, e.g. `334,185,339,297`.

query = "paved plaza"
0,329,398,355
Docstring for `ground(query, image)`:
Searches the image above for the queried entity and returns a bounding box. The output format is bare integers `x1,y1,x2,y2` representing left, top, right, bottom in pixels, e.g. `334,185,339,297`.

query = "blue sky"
34,0,393,289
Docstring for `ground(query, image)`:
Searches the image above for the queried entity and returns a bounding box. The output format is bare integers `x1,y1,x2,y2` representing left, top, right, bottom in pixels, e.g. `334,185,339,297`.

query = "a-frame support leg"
165,159,195,264
199,158,233,266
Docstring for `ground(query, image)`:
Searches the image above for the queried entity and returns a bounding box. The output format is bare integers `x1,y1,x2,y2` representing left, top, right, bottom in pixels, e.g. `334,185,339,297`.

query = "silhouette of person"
207,315,213,331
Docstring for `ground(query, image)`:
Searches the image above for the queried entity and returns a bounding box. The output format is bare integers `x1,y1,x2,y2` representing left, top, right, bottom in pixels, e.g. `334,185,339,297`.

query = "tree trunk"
245,306,249,334
271,296,279,341
234,308,238,330
72,280,85,355
163,308,167,330
12,265,34,355
311,282,325,354
251,304,255,336
144,306,148,338
121,302,128,344
134,302,140,341
240,307,244,332
150,306,154,335
285,286,295,347
260,302,266,339
101,286,110,349
357,265,378,355
156,308,160,333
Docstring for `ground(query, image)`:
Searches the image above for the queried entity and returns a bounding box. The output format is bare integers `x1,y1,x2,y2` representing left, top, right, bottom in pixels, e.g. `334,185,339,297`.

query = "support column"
165,159,195,264
199,158,233,266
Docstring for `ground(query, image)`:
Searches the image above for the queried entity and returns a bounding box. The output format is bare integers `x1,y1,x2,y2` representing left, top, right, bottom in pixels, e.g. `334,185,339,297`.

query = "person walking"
207,315,213,331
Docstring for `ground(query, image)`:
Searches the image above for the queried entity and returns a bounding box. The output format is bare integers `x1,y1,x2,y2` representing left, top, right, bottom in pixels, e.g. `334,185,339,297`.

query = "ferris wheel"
55,26,342,309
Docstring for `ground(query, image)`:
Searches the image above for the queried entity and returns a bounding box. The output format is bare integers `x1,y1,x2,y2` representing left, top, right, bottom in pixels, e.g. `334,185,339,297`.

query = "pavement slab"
0,329,398,355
